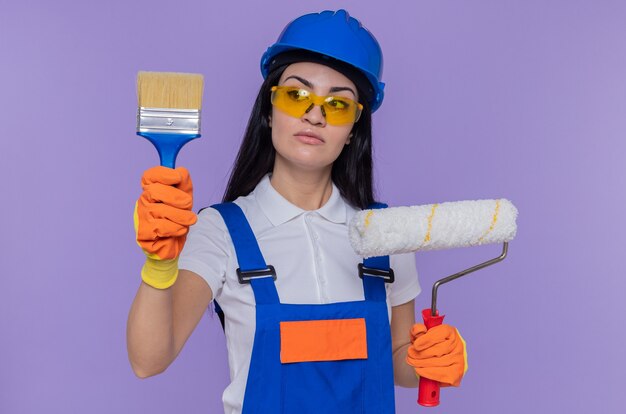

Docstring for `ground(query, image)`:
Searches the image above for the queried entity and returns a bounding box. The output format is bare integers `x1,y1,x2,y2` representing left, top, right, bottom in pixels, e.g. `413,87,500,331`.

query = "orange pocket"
280,318,368,364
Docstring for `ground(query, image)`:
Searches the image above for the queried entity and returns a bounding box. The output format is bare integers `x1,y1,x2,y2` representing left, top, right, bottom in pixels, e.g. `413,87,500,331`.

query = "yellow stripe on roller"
417,203,438,249
364,210,375,228
477,199,500,243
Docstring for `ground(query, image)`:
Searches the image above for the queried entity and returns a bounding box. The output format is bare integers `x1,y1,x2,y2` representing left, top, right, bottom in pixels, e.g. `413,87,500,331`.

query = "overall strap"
360,202,393,303
211,202,280,305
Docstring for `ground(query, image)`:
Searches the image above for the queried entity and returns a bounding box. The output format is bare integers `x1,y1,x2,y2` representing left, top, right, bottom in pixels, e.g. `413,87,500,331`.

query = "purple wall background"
2,0,625,413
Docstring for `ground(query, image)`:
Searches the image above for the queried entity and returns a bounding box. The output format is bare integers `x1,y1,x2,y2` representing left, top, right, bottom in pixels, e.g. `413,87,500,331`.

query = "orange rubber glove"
406,323,468,387
134,166,197,289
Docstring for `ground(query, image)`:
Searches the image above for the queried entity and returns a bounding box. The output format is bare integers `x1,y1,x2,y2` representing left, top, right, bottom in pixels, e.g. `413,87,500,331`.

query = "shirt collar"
254,174,347,226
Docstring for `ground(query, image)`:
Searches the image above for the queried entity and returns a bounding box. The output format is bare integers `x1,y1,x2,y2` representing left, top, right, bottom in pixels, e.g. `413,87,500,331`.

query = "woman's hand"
134,166,197,289
128,167,209,378
405,323,468,387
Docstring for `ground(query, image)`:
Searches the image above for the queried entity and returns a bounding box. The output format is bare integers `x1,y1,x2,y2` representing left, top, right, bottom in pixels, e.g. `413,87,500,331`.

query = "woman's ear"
346,132,353,145
268,115,272,128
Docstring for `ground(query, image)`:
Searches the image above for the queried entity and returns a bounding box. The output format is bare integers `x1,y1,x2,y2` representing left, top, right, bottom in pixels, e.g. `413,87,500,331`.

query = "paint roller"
349,199,518,407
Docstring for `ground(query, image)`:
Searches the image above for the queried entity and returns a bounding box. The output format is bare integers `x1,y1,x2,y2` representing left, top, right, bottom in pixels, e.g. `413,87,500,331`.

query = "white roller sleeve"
349,199,518,257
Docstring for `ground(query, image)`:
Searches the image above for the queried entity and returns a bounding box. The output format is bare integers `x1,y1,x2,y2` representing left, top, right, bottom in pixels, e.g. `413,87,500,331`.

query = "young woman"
128,9,466,414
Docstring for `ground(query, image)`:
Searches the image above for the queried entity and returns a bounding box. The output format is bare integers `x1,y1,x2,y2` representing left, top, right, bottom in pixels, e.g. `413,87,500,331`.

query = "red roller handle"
417,308,445,407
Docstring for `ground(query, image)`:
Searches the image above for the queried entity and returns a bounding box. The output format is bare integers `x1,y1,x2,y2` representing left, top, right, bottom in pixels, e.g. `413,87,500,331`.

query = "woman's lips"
294,131,324,145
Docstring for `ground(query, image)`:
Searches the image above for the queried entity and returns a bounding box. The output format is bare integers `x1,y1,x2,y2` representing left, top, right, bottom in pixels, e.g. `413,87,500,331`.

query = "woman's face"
270,61,358,174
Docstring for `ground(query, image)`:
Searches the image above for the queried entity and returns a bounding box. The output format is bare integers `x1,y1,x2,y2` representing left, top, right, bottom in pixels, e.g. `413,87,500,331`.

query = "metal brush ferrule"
137,107,201,134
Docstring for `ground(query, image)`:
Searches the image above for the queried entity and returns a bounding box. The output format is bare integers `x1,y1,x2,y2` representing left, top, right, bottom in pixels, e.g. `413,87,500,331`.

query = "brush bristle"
137,71,204,110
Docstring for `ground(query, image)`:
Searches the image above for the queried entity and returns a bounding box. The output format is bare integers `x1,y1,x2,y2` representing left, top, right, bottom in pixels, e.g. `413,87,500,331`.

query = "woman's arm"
391,299,419,387
126,269,213,378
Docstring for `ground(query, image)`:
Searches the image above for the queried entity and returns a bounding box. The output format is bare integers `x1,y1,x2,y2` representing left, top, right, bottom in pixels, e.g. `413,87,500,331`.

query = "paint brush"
136,71,204,168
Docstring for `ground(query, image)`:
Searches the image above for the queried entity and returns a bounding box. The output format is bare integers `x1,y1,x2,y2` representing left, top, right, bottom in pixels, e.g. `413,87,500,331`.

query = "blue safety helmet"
260,9,385,112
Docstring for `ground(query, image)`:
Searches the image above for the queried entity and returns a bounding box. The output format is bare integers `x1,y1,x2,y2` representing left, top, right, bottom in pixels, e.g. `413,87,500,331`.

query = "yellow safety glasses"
270,85,363,126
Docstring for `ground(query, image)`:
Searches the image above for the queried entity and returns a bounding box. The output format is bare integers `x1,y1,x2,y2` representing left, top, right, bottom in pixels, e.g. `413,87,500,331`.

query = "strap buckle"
358,263,395,283
236,265,277,284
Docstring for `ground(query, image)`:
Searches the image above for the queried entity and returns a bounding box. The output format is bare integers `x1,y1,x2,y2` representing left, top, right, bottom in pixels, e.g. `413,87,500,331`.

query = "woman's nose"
302,103,326,126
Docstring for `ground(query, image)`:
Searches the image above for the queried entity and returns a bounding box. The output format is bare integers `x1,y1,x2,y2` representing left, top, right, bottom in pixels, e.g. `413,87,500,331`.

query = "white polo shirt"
178,174,421,414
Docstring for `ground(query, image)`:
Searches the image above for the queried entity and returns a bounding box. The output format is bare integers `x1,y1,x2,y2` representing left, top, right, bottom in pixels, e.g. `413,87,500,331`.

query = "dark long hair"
222,65,376,209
